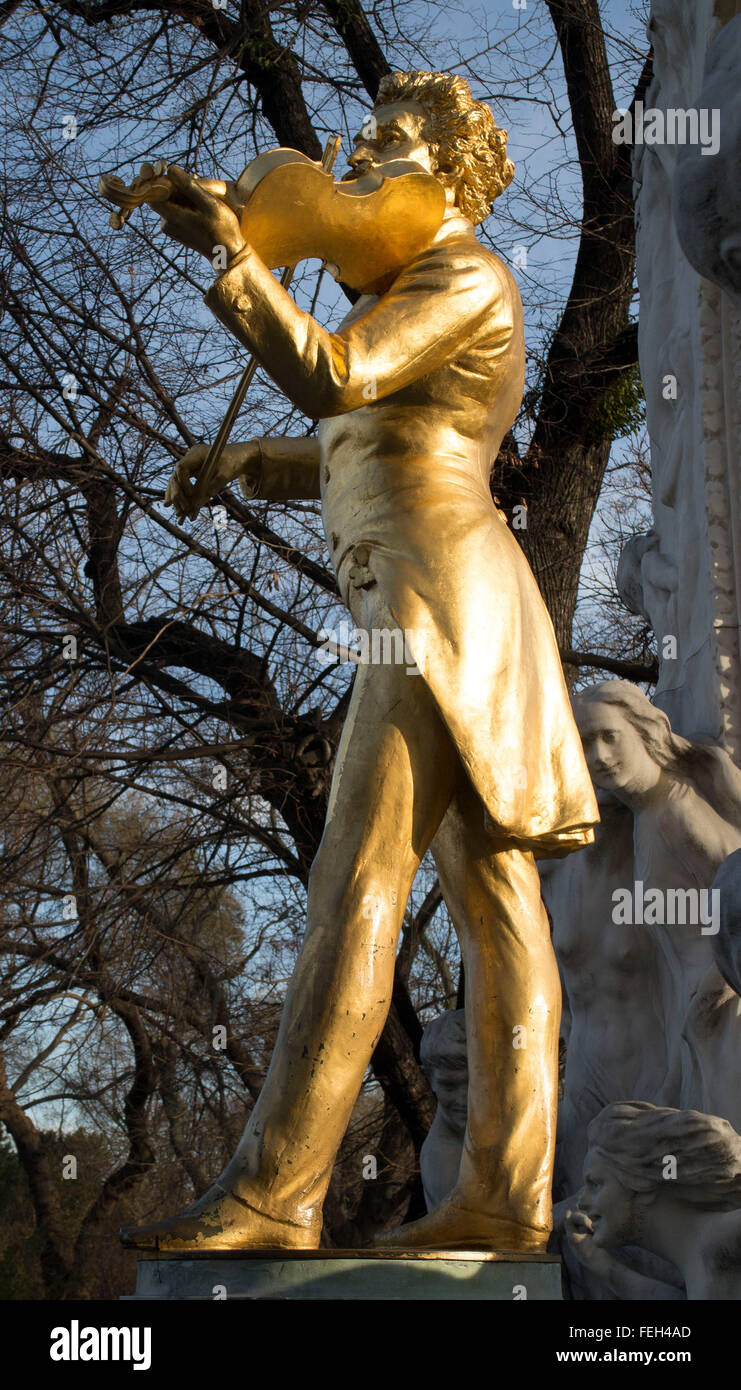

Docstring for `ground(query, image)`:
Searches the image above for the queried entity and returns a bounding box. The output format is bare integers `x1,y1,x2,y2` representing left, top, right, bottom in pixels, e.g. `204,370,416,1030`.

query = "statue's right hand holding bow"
165,440,263,522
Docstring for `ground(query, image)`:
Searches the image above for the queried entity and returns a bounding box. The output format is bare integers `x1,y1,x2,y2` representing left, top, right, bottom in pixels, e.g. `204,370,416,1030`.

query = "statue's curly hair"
374,70,514,225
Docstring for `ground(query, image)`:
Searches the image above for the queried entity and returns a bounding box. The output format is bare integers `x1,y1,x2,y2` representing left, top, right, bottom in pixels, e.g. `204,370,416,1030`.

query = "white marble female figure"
568,1101,741,1300
574,681,741,1126
418,1010,468,1212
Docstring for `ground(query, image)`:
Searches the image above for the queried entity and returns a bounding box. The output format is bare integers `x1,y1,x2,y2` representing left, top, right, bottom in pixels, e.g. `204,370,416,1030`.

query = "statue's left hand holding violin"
155,165,245,262
103,160,247,260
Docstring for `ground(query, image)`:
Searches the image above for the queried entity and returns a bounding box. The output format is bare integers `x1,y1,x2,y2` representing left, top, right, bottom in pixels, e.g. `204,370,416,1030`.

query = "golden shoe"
120,1185,321,1253
373,1195,550,1253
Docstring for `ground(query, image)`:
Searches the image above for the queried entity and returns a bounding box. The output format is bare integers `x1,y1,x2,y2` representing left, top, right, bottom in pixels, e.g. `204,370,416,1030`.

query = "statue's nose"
348,146,374,173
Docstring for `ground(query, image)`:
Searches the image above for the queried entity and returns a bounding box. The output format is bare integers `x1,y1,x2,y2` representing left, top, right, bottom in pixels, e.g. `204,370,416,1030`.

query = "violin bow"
190,132,342,514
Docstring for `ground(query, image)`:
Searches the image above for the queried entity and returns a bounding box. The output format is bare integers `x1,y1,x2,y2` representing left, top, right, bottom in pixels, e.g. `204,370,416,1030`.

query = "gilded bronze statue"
105,70,599,1254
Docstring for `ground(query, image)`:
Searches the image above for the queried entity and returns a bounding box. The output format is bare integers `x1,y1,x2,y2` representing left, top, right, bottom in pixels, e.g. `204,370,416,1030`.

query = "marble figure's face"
428,1043,468,1133
577,704,662,803
577,1152,637,1248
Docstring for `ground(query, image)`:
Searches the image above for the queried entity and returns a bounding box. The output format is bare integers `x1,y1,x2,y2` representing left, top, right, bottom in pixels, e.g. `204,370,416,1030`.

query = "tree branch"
320,0,390,98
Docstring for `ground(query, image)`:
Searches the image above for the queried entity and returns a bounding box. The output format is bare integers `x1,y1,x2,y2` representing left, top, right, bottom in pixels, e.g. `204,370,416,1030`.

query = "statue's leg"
122,598,459,1251
378,775,560,1251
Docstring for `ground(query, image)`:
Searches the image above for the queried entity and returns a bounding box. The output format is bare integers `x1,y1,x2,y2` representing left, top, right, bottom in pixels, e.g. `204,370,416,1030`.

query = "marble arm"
557,1204,685,1300
569,1243,685,1301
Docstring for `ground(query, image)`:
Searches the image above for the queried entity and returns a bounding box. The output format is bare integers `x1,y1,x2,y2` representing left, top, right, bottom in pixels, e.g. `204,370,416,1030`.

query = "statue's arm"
164,434,320,519
577,1246,685,1301
203,241,511,418
246,435,320,501
561,1208,685,1300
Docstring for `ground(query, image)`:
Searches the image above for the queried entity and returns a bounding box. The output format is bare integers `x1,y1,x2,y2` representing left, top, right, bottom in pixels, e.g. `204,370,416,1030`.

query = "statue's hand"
164,441,262,521
564,1207,611,1273
158,165,244,262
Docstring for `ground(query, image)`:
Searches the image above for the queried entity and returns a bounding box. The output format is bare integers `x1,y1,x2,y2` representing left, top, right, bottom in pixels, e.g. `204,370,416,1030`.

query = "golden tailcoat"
205,210,599,854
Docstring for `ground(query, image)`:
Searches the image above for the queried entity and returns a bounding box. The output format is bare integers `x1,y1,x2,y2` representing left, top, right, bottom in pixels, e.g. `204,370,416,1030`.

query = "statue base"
123,1247,562,1300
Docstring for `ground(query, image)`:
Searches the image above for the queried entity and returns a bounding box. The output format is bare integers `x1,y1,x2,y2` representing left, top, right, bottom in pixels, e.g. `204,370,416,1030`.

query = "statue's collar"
431,209,479,245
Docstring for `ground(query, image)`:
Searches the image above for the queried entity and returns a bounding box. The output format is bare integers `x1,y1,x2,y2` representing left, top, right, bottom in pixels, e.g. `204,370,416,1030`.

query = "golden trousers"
223,582,561,1235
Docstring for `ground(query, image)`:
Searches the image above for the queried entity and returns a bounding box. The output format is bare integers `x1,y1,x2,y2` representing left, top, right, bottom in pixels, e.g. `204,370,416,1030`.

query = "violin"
99,143,446,296
99,138,446,511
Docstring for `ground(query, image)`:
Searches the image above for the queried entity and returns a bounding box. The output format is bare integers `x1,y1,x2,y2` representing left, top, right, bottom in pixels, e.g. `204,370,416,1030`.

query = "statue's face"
349,100,437,179
428,1043,468,1134
577,704,662,805
577,1152,635,1248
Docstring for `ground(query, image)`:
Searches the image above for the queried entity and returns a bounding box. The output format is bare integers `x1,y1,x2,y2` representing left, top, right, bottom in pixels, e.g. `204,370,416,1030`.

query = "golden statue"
110,70,599,1254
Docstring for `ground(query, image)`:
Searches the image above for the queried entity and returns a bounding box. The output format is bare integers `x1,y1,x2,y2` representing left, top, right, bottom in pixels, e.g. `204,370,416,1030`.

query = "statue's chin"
589,1220,617,1250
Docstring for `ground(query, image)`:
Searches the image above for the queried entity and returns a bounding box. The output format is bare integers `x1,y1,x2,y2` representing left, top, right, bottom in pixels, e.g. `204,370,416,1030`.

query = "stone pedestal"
123,1248,562,1301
